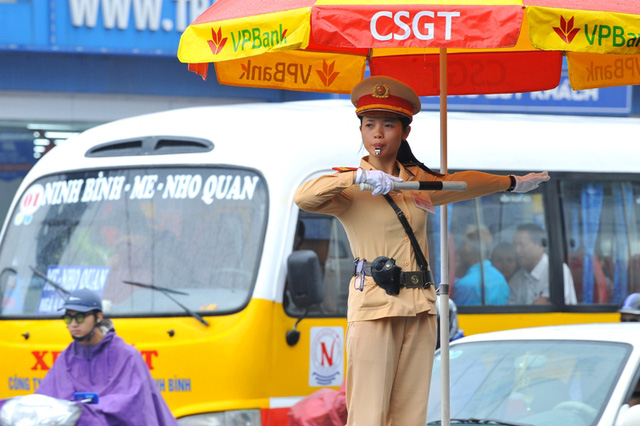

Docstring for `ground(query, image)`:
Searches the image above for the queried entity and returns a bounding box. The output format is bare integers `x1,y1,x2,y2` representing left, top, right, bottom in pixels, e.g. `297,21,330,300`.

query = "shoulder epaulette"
332,167,358,173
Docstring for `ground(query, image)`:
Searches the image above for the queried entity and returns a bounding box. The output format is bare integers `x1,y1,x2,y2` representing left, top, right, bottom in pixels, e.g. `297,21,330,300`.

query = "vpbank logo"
553,15,580,44
237,58,345,89
208,27,227,55
316,60,340,87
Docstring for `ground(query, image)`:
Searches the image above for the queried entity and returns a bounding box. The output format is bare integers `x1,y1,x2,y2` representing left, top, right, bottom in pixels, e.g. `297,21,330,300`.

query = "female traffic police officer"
294,76,549,426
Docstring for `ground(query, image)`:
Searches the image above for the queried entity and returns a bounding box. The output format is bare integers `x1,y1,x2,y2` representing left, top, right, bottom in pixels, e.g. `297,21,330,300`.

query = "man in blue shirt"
454,235,509,305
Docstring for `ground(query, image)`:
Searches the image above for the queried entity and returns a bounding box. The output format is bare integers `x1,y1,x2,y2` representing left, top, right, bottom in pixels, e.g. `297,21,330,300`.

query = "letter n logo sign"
309,327,344,387
320,341,334,367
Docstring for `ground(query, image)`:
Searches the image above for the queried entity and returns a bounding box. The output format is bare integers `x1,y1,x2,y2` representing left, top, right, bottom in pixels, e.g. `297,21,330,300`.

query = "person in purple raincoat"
35,289,178,425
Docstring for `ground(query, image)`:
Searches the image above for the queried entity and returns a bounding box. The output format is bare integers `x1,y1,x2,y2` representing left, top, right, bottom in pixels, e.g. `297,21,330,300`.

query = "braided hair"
396,118,443,177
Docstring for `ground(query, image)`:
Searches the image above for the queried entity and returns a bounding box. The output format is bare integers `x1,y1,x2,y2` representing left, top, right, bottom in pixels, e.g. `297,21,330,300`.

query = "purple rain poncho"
35,329,178,426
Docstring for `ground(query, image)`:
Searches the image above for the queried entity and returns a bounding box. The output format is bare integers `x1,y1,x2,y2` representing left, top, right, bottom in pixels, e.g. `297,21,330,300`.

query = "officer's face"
360,115,410,160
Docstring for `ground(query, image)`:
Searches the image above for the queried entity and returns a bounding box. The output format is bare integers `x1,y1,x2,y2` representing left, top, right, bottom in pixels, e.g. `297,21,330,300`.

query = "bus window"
285,212,352,317
0,167,267,318
428,189,562,307
560,180,640,305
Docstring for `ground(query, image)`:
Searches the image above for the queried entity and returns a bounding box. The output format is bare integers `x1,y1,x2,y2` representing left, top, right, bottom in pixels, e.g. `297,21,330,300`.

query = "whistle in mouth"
375,148,381,155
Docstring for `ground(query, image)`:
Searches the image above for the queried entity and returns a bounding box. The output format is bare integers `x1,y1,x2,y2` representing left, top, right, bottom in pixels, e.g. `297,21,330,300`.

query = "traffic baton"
359,181,467,192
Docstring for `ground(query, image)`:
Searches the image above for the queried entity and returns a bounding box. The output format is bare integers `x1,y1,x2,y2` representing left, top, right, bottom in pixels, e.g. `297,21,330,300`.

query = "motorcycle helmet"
61,289,103,313
61,290,104,343
620,293,640,315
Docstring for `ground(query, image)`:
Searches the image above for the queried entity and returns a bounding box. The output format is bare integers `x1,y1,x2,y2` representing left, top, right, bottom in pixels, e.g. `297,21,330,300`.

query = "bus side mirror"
286,250,324,346
287,250,324,309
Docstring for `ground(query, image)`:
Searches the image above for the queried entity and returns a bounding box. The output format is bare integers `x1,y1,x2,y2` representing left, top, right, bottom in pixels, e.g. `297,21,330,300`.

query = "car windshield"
0,167,267,318
427,340,631,426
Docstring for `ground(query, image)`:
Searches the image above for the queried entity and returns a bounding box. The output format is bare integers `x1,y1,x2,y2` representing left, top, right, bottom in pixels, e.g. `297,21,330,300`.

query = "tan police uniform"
294,76,512,426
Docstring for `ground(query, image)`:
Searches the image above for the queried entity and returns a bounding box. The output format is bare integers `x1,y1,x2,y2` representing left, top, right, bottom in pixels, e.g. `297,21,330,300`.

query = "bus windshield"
0,167,267,318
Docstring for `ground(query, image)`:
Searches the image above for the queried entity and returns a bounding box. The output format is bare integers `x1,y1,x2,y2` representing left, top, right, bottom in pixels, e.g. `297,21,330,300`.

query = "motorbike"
0,392,98,426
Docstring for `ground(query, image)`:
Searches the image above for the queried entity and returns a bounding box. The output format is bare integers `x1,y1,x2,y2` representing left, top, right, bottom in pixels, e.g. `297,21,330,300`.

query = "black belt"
353,260,432,289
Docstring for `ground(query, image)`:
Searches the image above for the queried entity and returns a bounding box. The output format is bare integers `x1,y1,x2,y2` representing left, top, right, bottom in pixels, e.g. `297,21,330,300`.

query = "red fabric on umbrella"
371,51,562,96
192,0,316,25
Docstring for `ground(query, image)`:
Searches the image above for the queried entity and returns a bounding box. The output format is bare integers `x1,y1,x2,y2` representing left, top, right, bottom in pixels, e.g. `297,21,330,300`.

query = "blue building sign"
0,0,212,55
421,75,632,117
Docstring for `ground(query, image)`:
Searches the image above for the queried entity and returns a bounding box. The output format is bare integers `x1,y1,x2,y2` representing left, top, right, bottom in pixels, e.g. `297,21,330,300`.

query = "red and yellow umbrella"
178,0,640,95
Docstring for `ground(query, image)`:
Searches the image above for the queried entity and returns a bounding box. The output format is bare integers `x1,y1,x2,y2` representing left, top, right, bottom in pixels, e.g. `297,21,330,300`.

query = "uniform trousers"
345,312,437,426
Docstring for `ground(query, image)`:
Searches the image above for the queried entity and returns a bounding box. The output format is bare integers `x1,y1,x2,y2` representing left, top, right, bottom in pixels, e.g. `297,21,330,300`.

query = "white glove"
513,171,550,193
355,168,403,196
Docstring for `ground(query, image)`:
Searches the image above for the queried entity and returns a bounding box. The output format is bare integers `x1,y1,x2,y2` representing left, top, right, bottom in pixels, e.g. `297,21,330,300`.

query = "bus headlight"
177,409,261,426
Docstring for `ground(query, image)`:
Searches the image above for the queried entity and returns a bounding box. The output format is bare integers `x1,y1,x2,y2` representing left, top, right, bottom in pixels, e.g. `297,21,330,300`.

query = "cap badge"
372,83,390,99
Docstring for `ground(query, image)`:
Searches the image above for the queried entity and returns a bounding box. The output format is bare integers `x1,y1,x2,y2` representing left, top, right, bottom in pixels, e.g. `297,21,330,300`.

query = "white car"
427,324,640,426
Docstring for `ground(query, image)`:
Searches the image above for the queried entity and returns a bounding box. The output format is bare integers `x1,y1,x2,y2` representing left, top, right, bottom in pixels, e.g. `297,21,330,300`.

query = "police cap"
351,76,421,122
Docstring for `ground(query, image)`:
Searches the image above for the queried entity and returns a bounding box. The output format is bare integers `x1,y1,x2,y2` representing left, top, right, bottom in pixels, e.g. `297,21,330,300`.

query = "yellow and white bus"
0,100,639,423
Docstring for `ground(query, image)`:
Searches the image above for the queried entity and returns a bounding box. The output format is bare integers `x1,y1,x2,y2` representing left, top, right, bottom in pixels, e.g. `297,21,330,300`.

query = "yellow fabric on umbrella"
215,50,367,93
528,6,640,54
568,52,640,90
178,8,312,63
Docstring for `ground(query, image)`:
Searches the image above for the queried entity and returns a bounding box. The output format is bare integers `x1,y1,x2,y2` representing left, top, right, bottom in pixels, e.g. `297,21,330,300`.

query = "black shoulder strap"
383,194,430,273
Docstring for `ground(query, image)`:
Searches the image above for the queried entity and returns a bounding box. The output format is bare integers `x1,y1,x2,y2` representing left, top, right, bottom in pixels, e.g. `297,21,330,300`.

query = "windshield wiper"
430,419,532,426
30,266,70,299
122,280,209,327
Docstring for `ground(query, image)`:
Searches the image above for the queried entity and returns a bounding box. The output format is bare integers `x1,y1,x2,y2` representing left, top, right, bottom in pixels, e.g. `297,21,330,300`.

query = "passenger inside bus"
509,223,577,305
102,223,181,305
453,231,509,306
491,242,517,283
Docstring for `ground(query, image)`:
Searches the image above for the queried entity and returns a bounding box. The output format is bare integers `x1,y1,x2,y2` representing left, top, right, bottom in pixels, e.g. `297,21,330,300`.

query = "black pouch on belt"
371,256,402,295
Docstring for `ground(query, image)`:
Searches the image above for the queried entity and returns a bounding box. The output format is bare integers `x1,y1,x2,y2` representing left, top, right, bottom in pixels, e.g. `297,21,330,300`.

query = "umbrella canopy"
178,0,640,94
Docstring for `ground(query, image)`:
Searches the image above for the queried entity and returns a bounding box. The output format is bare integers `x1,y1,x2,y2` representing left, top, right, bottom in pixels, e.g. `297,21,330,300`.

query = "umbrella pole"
438,47,451,426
